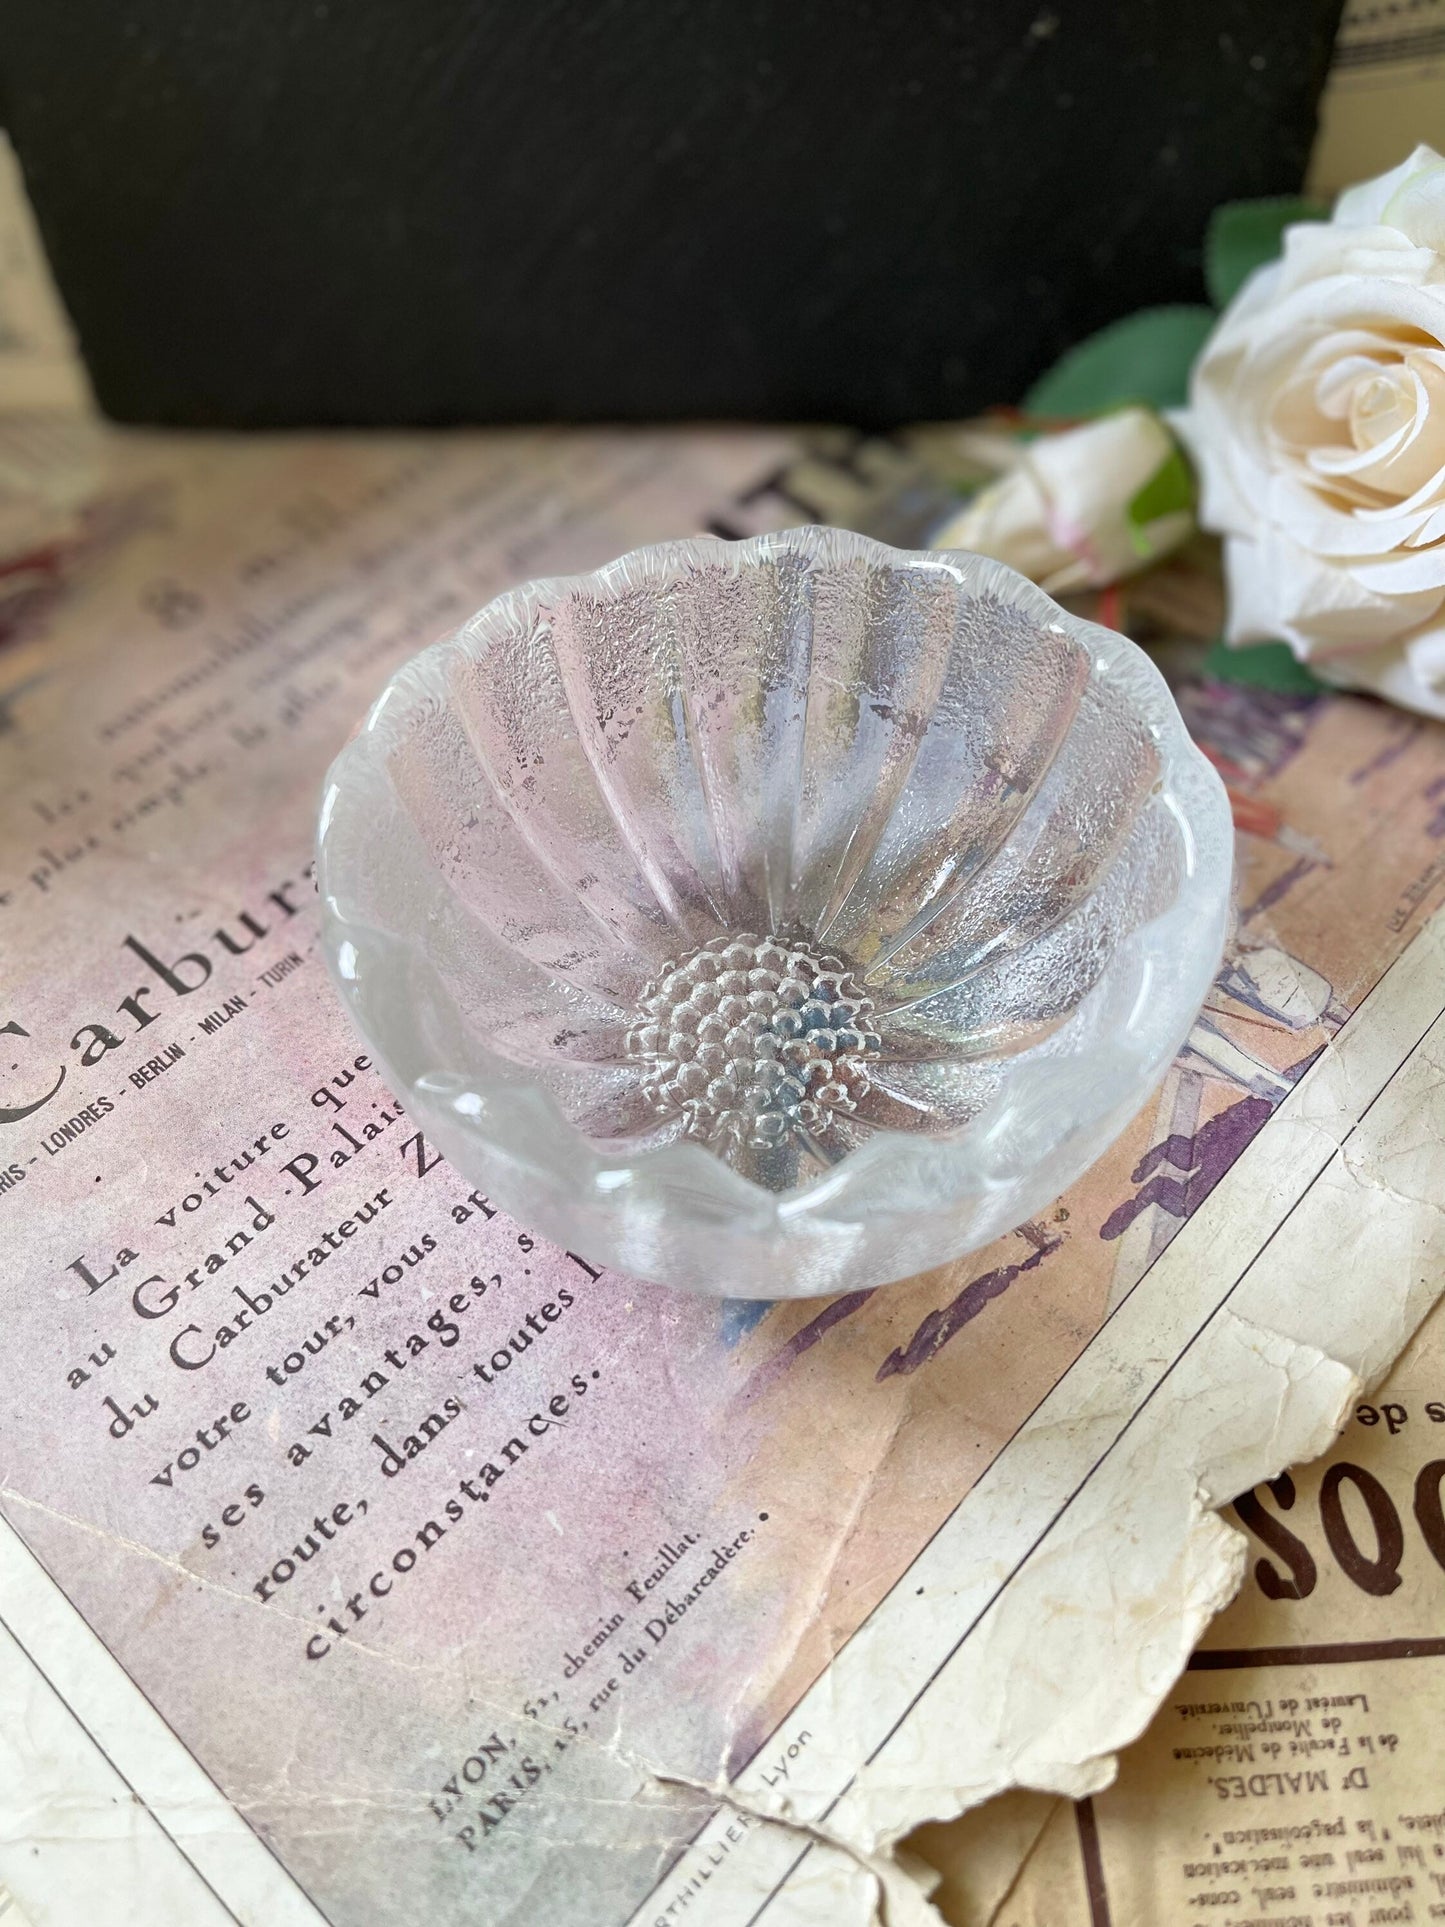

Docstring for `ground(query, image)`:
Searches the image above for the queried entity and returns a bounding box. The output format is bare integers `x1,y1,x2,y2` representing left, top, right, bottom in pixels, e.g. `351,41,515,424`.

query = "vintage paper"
929,1282,1445,1927
0,135,90,418
0,416,1443,1927
1308,0,1445,199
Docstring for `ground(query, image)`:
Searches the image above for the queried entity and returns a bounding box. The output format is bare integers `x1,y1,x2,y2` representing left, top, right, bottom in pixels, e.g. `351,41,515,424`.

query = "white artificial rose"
931,406,1192,595
1181,145,1445,716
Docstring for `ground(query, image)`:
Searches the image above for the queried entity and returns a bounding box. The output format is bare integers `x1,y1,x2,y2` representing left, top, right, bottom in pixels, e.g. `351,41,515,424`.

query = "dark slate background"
1,0,1342,427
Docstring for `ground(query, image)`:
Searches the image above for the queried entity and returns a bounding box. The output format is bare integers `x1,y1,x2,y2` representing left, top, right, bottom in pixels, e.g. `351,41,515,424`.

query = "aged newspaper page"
1307,0,1445,198
0,412,1443,1927
0,135,89,418
921,1285,1445,1927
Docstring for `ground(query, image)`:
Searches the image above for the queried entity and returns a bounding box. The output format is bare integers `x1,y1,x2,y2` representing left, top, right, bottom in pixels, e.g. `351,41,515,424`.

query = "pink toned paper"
1,420,1443,1927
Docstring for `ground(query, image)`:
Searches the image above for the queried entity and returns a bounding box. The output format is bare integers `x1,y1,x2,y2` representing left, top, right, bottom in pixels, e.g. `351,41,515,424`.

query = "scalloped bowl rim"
316,527,1233,1254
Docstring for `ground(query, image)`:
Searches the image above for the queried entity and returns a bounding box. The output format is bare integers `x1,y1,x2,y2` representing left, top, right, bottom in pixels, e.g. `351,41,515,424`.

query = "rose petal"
1223,527,1443,656
1346,542,1445,594
936,469,1068,584
1261,467,1443,557
1220,534,1289,647
1317,618,1445,718
1176,373,1258,536
1405,500,1445,546
1272,223,1431,301
1407,623,1445,686
1382,153,1445,252
1334,145,1445,229
1312,348,1401,420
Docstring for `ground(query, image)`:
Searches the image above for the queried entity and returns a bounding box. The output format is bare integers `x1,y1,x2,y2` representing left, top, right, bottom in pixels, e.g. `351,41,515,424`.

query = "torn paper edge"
624,905,1445,1925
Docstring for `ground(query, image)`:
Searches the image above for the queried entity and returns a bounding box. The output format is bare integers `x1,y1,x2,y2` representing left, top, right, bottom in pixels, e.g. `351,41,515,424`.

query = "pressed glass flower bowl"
317,528,1231,1299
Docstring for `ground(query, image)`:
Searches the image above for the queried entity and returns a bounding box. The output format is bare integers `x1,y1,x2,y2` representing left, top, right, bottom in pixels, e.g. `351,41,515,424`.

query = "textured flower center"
626,934,881,1152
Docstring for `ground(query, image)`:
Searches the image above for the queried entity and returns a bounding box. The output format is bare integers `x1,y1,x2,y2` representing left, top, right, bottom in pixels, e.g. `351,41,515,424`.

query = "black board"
1,0,1343,426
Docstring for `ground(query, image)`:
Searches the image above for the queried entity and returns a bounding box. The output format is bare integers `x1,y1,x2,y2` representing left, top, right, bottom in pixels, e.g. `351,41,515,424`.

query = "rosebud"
931,406,1194,593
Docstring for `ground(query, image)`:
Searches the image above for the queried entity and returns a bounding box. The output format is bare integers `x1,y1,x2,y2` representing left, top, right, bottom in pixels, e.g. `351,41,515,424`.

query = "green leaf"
1127,442,1195,530
1201,637,1328,695
1205,196,1329,309
1023,307,1216,419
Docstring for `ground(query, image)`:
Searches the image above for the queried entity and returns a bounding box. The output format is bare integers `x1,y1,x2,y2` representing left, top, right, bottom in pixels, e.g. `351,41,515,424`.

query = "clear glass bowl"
317,528,1231,1298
